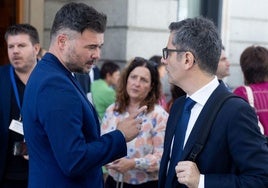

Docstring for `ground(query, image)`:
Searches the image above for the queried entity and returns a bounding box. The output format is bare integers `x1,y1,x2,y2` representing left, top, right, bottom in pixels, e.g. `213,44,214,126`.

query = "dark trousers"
1,179,28,188
105,175,158,188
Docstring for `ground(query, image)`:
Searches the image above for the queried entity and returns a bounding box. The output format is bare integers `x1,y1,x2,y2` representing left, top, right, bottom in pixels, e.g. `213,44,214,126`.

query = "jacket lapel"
42,53,100,129
159,96,185,186
181,82,229,160
165,96,186,153
1,65,12,130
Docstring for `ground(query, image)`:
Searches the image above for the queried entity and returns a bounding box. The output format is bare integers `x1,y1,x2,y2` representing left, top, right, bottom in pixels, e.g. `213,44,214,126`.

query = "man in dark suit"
22,2,146,188
158,17,268,188
0,24,40,187
216,45,231,90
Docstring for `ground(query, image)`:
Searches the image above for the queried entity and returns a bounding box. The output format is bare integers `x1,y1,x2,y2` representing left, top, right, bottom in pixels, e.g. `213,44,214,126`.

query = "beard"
64,46,86,73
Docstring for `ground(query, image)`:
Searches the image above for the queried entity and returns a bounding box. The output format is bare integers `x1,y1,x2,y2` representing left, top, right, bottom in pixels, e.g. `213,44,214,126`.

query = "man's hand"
117,105,147,142
175,161,200,188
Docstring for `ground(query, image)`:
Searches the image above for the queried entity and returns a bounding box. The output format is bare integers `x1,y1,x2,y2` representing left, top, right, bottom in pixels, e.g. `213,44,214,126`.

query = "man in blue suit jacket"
158,17,268,187
22,3,146,188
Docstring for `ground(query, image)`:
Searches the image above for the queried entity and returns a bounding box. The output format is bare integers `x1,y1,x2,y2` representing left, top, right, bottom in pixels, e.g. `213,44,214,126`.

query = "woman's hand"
106,158,135,173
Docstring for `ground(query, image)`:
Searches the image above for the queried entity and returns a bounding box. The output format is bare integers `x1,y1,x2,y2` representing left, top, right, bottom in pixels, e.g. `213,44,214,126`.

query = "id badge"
9,119,24,135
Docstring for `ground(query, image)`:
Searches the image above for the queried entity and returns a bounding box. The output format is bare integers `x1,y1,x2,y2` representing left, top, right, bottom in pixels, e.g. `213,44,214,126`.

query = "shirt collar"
189,76,219,106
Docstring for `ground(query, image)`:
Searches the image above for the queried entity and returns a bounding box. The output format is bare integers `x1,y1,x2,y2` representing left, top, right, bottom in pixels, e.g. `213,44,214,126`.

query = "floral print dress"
101,103,168,185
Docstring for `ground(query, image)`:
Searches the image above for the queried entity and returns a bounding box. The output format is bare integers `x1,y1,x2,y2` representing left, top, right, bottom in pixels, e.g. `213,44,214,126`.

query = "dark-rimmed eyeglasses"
162,47,186,60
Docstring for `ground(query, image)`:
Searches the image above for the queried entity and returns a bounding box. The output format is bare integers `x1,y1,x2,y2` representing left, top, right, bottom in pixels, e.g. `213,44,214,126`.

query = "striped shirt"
234,82,268,135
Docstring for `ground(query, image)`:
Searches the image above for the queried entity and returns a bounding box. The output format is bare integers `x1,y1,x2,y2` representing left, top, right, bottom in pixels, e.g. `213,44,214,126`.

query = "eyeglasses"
162,47,186,60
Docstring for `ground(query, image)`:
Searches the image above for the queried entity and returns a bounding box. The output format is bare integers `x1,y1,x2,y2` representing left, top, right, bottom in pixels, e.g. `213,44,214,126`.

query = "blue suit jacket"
22,53,127,188
159,82,268,188
0,64,13,180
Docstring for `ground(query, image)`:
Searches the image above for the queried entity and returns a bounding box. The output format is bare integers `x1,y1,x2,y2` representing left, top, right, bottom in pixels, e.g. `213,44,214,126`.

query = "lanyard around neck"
9,66,21,112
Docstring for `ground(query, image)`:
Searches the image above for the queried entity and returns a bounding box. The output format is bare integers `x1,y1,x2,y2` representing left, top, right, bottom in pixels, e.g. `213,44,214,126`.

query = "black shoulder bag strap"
187,92,239,162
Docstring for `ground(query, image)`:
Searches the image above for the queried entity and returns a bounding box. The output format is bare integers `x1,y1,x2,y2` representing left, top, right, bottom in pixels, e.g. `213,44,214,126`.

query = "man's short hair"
5,23,40,45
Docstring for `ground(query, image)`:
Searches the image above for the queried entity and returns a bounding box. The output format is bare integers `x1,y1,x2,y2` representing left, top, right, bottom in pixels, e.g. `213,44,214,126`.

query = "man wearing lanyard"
0,24,40,188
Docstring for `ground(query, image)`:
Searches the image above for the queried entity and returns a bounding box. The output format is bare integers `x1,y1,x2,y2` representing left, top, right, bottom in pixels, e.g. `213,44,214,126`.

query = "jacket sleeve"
204,99,268,188
37,76,127,177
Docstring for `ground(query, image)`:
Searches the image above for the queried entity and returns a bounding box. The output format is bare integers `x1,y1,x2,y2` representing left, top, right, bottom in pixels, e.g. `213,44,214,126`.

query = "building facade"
1,0,268,88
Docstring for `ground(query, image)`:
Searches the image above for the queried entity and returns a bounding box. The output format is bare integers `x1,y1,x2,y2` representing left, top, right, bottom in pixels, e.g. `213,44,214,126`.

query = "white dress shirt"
185,76,219,188
168,76,219,187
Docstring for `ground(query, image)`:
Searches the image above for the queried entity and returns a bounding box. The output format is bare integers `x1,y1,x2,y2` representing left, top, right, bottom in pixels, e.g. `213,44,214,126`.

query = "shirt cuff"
198,174,205,188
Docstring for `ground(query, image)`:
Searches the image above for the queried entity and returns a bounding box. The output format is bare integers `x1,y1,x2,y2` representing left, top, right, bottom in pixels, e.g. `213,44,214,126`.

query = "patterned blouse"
101,103,168,185
233,82,268,135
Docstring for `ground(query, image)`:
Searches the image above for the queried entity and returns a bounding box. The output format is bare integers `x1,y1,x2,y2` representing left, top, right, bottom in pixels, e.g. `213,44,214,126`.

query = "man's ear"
34,43,41,56
57,34,67,50
106,72,113,81
185,51,195,68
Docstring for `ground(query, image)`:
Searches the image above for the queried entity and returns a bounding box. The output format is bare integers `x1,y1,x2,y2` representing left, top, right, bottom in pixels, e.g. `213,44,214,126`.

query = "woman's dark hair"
115,57,161,113
240,45,268,84
170,85,186,100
